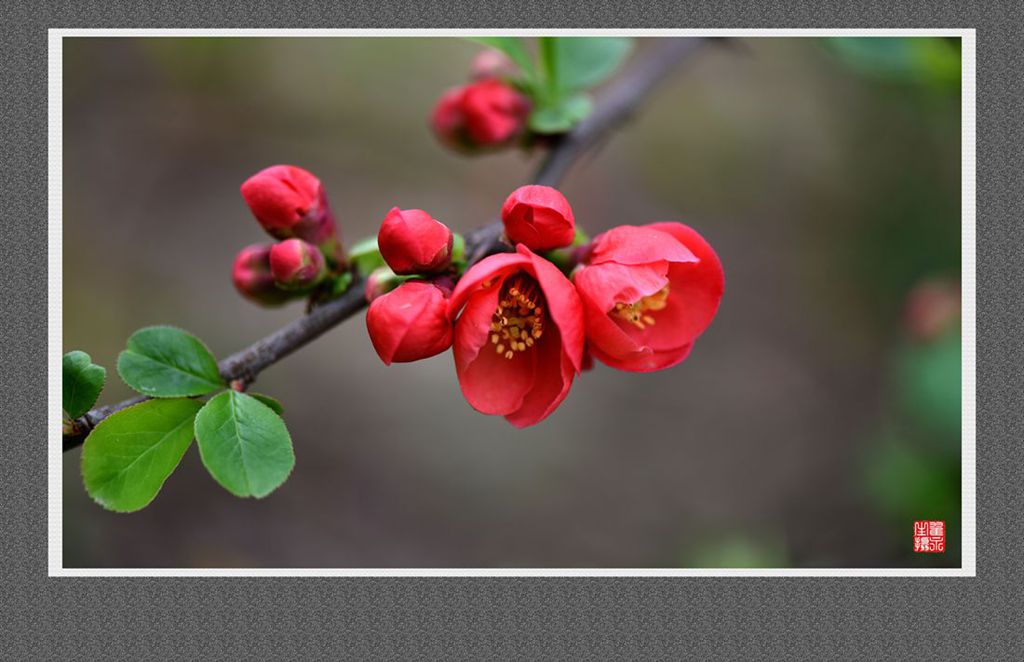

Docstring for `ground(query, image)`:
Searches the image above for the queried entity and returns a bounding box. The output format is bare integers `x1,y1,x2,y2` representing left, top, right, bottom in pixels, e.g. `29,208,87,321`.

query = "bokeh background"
61,37,963,568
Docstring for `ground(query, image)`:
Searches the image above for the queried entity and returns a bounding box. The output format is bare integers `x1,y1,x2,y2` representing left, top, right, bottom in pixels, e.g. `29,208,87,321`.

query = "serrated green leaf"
81,398,202,512
529,94,594,134
63,350,106,419
469,37,536,81
194,391,294,498
548,37,633,94
250,393,284,415
117,326,224,397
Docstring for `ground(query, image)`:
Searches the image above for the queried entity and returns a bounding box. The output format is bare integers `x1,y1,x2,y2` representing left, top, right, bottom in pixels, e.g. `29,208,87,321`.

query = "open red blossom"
573,223,724,372
269,238,327,290
378,207,454,275
366,281,453,365
240,165,343,264
431,79,530,152
447,245,585,427
501,185,576,251
232,243,293,307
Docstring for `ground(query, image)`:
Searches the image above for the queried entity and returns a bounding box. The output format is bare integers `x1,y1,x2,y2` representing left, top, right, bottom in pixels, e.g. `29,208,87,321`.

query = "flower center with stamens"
490,275,544,359
613,285,670,330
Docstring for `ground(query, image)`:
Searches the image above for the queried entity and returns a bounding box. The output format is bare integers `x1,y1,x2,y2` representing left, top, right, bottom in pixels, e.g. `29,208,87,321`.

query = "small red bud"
365,281,453,365
269,238,327,291
231,243,293,307
377,207,454,275
240,165,344,264
471,49,517,80
364,266,400,302
500,185,576,251
430,80,530,152
904,278,960,342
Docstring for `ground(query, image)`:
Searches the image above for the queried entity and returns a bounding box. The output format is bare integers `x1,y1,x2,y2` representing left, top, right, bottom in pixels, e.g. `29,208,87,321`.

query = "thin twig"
63,37,708,452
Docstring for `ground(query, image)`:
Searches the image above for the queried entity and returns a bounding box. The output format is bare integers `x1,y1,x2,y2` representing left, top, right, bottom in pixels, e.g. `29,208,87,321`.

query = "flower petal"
448,251,530,321
506,326,575,428
645,222,725,343
588,225,698,267
456,331,536,416
519,245,585,373
590,340,694,373
572,261,669,314
452,280,501,368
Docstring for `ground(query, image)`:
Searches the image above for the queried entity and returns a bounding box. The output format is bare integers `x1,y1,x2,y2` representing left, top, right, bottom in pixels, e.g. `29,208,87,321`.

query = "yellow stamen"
613,285,670,330
491,275,545,359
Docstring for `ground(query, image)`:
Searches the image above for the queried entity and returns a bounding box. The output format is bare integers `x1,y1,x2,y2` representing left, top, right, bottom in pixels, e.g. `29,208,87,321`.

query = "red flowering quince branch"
62,37,718,513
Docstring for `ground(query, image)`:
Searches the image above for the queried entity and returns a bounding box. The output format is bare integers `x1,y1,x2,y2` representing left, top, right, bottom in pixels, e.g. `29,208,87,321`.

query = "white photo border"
49,28,976,578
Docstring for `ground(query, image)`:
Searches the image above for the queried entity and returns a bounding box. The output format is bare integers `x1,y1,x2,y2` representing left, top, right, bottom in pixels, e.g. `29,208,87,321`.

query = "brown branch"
63,37,709,452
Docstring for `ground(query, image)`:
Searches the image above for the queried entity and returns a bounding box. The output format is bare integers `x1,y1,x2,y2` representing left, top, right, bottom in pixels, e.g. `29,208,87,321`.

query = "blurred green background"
61,37,962,568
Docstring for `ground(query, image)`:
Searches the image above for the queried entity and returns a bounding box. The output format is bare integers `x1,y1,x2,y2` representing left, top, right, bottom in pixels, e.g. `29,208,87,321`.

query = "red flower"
366,281,453,365
500,185,576,251
240,165,343,264
447,245,585,427
378,207,454,275
431,80,530,152
231,244,293,306
269,238,327,290
573,223,723,372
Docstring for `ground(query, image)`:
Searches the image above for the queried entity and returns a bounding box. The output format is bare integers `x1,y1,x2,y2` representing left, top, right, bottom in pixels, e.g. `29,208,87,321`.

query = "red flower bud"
269,238,327,290
232,244,293,306
240,165,343,264
431,80,530,152
365,281,454,365
364,266,400,302
904,278,960,342
377,207,454,275
471,49,517,80
500,185,576,251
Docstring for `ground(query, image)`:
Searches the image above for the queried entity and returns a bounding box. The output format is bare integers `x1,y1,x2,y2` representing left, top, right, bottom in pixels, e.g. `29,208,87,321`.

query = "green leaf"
63,350,106,419
250,393,284,415
862,434,958,521
548,37,633,94
117,325,224,397
81,398,202,512
826,37,960,88
194,391,295,498
347,237,386,276
684,534,789,569
896,329,961,447
469,37,536,81
529,94,594,134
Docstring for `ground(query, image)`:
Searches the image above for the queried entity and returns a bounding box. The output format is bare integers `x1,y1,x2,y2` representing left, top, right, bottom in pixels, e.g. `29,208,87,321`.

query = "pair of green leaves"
472,36,633,134
72,326,293,513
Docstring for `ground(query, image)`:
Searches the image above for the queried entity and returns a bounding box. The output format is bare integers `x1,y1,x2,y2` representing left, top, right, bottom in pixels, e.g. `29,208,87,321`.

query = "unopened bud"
366,281,453,364
500,185,576,251
378,207,454,275
240,164,344,265
471,49,518,80
232,243,294,306
269,238,327,291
